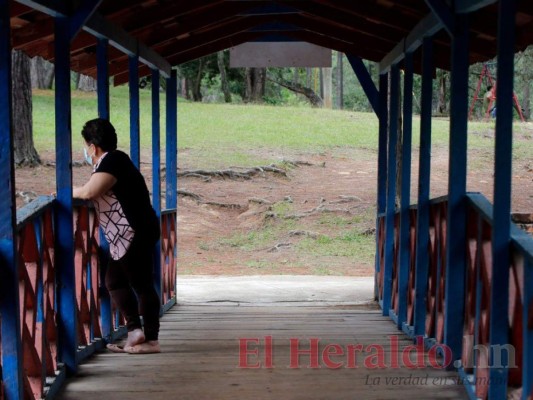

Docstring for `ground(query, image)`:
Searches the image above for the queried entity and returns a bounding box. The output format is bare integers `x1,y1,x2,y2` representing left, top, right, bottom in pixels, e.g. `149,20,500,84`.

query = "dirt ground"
14,141,533,277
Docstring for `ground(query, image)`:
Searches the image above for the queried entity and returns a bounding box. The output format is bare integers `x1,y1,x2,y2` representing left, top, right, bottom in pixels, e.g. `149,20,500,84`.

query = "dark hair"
81,118,118,152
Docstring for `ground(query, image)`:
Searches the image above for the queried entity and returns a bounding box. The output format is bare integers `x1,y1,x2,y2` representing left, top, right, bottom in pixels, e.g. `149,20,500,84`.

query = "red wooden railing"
0,198,178,400
14,199,57,399
161,210,177,306
73,205,104,347
377,193,533,399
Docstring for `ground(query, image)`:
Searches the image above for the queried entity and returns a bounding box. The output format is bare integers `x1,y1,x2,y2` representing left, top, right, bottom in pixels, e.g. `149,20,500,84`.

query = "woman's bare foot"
125,340,161,354
125,328,145,348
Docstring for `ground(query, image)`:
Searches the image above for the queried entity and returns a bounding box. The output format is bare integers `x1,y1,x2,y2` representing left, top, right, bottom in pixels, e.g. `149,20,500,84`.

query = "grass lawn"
33,86,532,167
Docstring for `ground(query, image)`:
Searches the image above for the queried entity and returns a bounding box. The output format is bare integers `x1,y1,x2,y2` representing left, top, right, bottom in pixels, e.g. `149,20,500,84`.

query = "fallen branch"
267,74,323,107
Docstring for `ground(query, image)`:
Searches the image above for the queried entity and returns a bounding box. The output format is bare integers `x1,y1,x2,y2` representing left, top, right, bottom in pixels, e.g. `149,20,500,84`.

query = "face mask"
84,146,93,165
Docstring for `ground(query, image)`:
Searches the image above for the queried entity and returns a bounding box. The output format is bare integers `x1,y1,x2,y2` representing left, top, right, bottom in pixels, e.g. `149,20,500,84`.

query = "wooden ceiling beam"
130,1,272,46
107,15,273,76
112,31,267,86
112,0,226,32
278,14,397,48
288,0,420,32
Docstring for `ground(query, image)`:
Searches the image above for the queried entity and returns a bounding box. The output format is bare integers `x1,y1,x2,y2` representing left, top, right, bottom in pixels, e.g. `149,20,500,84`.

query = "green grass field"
33,86,532,168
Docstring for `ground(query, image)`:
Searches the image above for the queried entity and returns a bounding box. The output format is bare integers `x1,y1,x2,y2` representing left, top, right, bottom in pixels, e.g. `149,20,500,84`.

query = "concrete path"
176,275,375,306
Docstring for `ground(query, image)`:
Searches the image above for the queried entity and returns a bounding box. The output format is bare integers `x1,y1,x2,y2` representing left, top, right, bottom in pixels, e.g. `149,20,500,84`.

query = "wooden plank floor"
57,305,468,400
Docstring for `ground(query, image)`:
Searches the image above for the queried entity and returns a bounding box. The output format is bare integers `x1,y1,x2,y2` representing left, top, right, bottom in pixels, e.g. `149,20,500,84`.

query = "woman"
73,118,161,354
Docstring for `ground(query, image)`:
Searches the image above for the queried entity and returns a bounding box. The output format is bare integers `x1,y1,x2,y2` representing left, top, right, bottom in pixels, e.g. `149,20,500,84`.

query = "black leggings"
105,234,161,341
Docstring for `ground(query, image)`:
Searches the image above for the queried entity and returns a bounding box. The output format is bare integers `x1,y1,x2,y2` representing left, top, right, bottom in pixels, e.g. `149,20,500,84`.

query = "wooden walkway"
57,305,468,400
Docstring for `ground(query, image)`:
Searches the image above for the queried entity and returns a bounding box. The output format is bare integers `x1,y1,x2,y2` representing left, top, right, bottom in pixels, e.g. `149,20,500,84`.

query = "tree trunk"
266,74,323,107
78,74,97,91
180,78,188,98
293,68,299,85
217,51,231,103
523,83,531,120
437,70,448,115
322,67,332,109
184,78,192,100
319,68,324,99
192,59,204,101
30,56,54,89
12,50,40,166
306,68,312,88
336,52,344,110
244,67,266,103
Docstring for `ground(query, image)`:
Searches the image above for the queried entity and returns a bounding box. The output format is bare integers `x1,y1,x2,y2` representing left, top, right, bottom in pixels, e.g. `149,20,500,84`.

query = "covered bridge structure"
1,0,533,399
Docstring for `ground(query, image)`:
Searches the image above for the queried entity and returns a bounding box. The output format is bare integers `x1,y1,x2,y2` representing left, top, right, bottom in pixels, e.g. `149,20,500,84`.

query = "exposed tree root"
178,164,287,180
285,203,354,219
289,230,321,239
178,189,242,210
267,242,292,252
177,190,202,201
329,195,363,204
204,201,243,210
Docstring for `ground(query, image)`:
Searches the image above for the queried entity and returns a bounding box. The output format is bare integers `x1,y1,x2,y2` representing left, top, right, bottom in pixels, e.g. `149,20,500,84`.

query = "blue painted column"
0,1,24,398
522,256,533,399
414,37,433,336
152,69,162,216
151,69,162,300
54,16,77,374
96,37,112,339
383,64,400,316
345,54,379,116
129,55,140,168
397,52,414,329
97,38,109,120
165,70,177,210
444,15,469,363
488,1,516,397
375,73,388,301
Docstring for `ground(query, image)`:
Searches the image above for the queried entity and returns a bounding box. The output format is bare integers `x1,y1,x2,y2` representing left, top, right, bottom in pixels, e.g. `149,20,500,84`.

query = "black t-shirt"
94,150,160,246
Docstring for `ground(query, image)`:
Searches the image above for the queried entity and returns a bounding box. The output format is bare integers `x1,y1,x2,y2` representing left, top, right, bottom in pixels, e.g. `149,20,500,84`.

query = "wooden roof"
9,0,533,85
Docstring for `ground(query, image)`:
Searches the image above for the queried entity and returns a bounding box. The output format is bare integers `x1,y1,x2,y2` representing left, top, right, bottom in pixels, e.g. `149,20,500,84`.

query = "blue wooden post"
96,37,112,339
54,15,77,374
397,52,414,329
152,69,162,216
97,38,109,120
523,256,533,399
375,73,388,301
129,55,140,168
166,70,177,210
488,1,516,397
151,69,162,301
444,15,469,363
383,64,399,316
414,37,433,336
0,1,24,398
345,54,379,117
